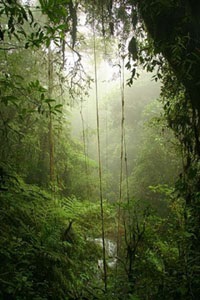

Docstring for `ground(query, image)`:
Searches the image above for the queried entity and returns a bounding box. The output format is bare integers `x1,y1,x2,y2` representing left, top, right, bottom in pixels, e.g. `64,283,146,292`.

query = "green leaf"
44,98,56,103
54,104,63,109
1,95,19,106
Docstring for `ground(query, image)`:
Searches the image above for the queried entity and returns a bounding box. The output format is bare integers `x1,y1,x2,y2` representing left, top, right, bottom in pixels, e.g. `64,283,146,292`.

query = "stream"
93,238,117,269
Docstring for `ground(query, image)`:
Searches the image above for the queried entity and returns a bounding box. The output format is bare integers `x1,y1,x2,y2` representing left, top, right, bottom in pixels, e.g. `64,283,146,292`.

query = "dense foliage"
0,0,200,299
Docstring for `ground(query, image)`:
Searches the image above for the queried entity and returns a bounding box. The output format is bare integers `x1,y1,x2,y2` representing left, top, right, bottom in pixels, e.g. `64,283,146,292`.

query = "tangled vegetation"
0,1,200,299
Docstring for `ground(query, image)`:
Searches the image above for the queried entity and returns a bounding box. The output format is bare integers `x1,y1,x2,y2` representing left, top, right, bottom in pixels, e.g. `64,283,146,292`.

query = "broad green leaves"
0,169,103,299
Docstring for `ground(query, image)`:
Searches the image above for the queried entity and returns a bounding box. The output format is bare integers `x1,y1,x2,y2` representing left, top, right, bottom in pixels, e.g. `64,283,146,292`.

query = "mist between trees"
0,1,199,299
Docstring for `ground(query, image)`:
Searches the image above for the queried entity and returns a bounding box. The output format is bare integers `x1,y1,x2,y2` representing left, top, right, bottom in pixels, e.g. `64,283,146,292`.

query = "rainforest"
0,1,200,299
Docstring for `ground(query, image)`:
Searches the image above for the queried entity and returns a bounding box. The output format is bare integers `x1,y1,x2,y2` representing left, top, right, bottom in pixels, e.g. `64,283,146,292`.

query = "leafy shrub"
0,169,69,299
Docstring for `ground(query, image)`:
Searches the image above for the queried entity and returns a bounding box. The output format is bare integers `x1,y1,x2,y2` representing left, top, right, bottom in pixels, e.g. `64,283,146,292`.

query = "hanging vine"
116,41,132,278
93,18,107,292
48,44,55,183
117,50,125,258
80,100,90,200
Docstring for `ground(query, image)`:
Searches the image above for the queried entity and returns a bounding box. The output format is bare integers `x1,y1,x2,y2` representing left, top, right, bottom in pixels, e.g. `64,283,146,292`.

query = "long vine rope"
123,126,132,247
117,53,125,258
93,19,107,292
48,44,55,183
80,101,90,199
124,129,130,205
117,48,131,265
